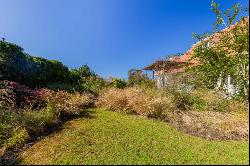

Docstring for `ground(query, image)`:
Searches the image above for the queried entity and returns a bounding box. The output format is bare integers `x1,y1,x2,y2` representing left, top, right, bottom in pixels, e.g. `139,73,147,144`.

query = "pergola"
142,60,191,79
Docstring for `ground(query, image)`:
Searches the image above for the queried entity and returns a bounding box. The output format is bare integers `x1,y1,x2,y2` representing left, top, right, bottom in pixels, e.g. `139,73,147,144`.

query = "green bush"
110,78,127,89
46,83,77,92
67,65,107,94
83,76,107,95
0,40,106,94
0,40,71,87
4,128,29,150
19,108,57,134
172,90,206,111
0,111,29,154
127,69,155,88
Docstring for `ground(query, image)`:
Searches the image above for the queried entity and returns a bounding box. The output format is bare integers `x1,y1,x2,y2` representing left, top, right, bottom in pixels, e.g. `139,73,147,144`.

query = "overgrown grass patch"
96,87,248,140
0,85,95,157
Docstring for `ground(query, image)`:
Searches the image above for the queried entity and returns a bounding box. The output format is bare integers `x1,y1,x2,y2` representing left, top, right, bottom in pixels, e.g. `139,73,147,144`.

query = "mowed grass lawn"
19,109,249,165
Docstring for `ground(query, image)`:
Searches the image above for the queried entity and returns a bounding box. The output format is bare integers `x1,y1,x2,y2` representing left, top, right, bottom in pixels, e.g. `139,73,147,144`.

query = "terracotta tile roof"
143,59,192,72
143,17,249,73
176,17,249,64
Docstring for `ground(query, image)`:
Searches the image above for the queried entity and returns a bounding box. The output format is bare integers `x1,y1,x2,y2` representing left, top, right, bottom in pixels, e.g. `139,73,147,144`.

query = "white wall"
216,75,238,98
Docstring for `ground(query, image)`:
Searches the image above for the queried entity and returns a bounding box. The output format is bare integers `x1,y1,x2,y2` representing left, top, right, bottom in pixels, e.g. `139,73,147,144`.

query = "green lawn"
19,109,249,165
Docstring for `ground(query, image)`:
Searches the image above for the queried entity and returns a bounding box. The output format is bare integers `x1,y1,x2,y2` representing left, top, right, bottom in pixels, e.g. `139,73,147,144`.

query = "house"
143,57,197,88
143,17,249,97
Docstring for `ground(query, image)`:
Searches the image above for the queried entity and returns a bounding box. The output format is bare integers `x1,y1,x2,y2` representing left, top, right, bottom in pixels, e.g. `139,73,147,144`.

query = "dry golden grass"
96,87,173,118
96,87,248,140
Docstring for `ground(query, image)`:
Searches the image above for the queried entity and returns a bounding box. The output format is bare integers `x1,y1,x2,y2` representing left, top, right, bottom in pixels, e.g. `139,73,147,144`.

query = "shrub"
0,110,29,155
46,83,77,93
18,108,57,135
0,81,15,110
109,78,127,89
125,87,171,117
96,88,131,113
127,69,155,88
4,128,29,150
0,81,50,110
0,82,95,156
0,40,71,87
190,88,247,112
66,66,108,94
50,92,95,117
81,76,107,95
172,90,206,111
96,87,172,118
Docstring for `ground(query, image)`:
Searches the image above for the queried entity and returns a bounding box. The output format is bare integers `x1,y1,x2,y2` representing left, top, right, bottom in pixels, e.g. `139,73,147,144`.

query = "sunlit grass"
19,109,249,165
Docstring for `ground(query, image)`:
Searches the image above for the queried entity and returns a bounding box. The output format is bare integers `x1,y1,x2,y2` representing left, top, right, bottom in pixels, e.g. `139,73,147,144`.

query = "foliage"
47,91,95,117
191,48,231,89
97,86,246,117
46,83,77,92
211,0,244,31
78,64,96,78
0,40,107,94
172,90,206,111
67,65,107,94
127,69,155,88
191,88,247,112
191,1,249,102
0,81,95,155
96,88,130,113
0,81,48,110
0,111,28,152
109,78,127,89
96,87,248,142
68,69,83,86
82,76,107,95
0,40,71,87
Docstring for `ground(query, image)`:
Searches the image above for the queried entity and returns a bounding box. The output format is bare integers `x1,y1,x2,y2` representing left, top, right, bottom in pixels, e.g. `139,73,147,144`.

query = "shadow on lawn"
0,108,97,165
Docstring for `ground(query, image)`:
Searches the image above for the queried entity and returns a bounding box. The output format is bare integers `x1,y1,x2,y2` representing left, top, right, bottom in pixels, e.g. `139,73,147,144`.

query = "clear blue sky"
0,0,248,78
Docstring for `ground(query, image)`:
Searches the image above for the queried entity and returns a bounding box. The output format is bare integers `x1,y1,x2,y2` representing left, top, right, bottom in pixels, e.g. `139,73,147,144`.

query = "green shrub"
0,110,29,154
191,88,247,112
1,40,106,93
127,69,155,88
67,65,107,94
172,90,206,111
0,81,15,110
4,128,29,150
110,78,127,89
19,108,57,134
0,40,71,87
81,76,107,95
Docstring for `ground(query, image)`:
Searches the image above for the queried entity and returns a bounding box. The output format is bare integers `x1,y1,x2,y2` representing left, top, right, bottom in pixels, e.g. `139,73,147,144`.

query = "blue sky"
0,0,248,78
